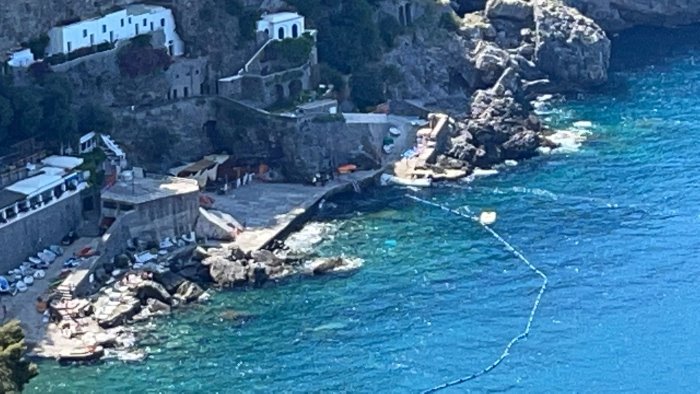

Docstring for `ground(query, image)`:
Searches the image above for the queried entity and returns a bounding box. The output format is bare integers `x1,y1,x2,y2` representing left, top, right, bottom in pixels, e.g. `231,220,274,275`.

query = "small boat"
159,237,174,249
49,245,64,256
382,144,394,154
389,127,402,136
380,174,431,188
23,276,34,286
337,164,357,174
28,256,42,265
58,346,105,364
33,270,46,279
15,281,28,292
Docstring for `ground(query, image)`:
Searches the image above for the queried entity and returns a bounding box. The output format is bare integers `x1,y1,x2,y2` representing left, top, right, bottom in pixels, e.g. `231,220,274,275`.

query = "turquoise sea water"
29,33,700,392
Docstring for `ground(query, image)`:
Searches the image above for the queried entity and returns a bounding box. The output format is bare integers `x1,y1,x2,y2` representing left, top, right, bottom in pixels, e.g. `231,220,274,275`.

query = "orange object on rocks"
337,164,357,174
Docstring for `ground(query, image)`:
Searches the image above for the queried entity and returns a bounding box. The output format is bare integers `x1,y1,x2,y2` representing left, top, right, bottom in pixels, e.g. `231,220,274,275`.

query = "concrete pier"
205,169,382,252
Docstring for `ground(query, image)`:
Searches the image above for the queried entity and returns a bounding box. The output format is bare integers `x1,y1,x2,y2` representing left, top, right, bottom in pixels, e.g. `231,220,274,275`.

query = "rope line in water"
405,194,548,393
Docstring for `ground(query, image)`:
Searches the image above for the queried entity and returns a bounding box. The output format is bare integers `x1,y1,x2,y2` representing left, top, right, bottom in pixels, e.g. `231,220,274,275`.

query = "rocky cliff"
452,0,700,30
566,0,700,31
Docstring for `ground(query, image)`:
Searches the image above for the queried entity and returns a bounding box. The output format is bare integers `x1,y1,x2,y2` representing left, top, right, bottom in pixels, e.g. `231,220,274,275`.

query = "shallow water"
28,48,700,393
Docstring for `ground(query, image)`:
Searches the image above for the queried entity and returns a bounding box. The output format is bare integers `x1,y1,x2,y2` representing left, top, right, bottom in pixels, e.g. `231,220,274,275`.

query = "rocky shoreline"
391,0,610,175
39,235,362,362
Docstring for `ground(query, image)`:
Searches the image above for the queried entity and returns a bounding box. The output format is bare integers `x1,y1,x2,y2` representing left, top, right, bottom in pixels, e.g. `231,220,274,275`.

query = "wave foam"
284,222,338,253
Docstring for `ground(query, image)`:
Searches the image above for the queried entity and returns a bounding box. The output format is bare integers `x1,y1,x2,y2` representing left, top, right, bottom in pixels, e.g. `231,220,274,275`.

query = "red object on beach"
76,247,95,258
337,164,357,174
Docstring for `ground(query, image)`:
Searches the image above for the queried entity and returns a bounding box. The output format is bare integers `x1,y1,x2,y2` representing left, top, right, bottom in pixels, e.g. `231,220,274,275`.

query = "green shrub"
239,10,260,41
77,103,114,133
223,0,244,16
379,16,403,48
264,36,313,67
22,34,49,59
117,40,171,78
0,321,38,393
350,66,385,111
318,63,345,92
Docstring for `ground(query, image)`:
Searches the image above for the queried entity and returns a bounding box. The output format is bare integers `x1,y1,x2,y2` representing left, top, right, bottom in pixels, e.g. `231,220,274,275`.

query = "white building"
6,48,35,67
47,4,184,57
256,12,306,40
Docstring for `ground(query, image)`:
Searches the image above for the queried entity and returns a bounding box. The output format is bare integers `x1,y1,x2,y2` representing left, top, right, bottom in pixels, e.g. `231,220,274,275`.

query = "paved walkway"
206,170,380,252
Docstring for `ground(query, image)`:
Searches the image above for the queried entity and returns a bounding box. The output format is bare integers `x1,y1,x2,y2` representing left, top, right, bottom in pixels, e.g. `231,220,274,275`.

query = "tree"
379,16,403,48
223,0,244,16
316,0,382,73
77,103,114,134
0,321,38,393
0,95,14,144
139,126,179,162
350,66,386,110
8,88,43,143
319,63,345,92
38,75,77,144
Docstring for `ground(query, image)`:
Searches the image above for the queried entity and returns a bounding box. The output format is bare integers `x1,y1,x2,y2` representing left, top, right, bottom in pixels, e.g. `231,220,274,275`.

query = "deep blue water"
28,46,700,392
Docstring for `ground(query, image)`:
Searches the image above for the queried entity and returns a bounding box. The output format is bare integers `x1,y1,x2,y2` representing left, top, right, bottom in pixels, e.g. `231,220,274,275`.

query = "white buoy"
479,211,497,225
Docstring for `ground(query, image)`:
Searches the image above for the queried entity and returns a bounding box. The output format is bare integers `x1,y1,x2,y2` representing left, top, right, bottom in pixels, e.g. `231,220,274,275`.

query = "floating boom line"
405,194,548,393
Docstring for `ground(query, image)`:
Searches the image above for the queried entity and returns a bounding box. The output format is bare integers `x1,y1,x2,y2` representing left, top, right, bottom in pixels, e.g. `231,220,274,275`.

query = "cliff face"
566,0,700,31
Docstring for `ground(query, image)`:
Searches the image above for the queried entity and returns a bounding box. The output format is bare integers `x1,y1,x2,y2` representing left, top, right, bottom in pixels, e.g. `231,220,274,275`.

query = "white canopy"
41,155,84,170
6,174,64,197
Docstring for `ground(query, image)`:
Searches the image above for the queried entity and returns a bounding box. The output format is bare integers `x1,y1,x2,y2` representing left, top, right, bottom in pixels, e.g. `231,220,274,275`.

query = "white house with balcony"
256,12,307,40
47,4,184,57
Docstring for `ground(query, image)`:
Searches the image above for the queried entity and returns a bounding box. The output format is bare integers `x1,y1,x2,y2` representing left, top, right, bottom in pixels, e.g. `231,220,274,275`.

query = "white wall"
47,6,183,57
7,49,34,67
257,14,305,41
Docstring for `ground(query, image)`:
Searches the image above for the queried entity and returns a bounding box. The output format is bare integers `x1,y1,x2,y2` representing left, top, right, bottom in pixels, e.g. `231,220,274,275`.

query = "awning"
6,173,64,197
41,155,84,170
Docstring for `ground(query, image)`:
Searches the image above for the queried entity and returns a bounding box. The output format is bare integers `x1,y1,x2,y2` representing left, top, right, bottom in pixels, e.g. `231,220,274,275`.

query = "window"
143,18,147,27
278,27,284,39
160,18,165,27
120,204,134,212
176,74,179,79
102,24,107,33
121,18,124,27
184,87,189,97
292,24,299,38
195,70,200,75
173,89,178,99
67,41,72,52
150,22,154,31
83,29,87,38
103,200,118,210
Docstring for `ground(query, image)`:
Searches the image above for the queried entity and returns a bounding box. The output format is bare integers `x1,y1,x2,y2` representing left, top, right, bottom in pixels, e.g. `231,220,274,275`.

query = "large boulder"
486,0,534,22
95,295,142,328
195,208,236,241
304,257,361,275
152,271,186,294
502,130,541,159
174,280,205,303
472,40,511,86
135,280,172,305
533,0,610,87
205,256,249,286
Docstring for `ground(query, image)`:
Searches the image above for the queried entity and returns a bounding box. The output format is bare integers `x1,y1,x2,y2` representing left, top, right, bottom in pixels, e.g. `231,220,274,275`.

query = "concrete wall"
165,57,209,99
0,192,82,272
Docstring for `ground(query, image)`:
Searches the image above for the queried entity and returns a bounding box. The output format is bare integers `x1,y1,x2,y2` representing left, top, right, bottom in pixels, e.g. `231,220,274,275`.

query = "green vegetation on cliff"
117,37,171,78
0,74,79,148
0,321,38,393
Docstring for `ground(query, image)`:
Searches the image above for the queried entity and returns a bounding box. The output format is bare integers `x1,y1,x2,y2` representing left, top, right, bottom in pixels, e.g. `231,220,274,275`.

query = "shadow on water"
610,24,700,71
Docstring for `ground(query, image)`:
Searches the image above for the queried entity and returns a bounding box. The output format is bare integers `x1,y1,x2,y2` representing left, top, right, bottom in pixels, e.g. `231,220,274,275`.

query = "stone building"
47,4,184,57
256,12,306,40
218,12,318,108
100,173,199,240
0,156,88,271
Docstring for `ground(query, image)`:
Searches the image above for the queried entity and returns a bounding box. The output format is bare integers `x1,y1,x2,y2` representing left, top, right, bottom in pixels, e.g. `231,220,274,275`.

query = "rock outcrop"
486,0,534,22
533,0,611,87
565,0,700,31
